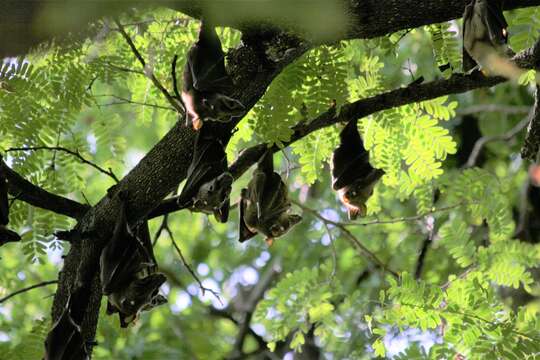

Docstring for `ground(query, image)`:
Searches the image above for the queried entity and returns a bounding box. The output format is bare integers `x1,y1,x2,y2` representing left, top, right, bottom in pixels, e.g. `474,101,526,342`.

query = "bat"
239,150,302,244
331,120,384,220
44,287,90,360
181,20,244,130
106,272,167,328
176,125,233,223
0,168,20,246
99,194,167,328
462,0,517,77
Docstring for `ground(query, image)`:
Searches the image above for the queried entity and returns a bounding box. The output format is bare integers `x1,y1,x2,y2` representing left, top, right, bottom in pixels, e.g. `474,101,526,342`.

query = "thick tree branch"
149,44,540,218
0,159,89,219
3,1,540,57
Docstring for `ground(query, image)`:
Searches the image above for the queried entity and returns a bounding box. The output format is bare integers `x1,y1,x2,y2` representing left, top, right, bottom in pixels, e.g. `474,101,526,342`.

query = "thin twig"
457,104,530,116
345,203,467,227
293,200,399,278
6,146,119,182
152,214,169,246
114,18,185,115
465,116,531,167
0,280,58,304
156,219,223,304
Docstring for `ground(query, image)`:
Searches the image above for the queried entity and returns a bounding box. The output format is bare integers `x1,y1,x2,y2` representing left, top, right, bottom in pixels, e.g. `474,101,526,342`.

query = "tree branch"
150,42,540,219
113,18,184,114
0,158,89,219
6,146,119,182
466,116,531,168
0,280,57,304
293,200,399,278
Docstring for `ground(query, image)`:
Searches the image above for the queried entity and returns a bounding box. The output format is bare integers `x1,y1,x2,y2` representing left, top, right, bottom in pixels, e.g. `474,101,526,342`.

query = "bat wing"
0,175,9,225
239,190,258,242
99,202,140,294
484,1,508,44
189,23,234,93
45,295,88,360
178,131,226,206
133,221,157,267
462,2,478,71
333,152,372,190
261,172,291,220
214,200,230,223
463,46,477,71
333,121,370,190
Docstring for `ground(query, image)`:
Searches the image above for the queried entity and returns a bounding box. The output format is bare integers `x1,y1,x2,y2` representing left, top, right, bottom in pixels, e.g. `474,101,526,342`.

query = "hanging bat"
239,150,302,244
331,120,384,220
462,0,518,77
44,288,90,360
106,272,167,328
0,168,20,246
100,194,167,328
181,20,244,130
176,125,233,223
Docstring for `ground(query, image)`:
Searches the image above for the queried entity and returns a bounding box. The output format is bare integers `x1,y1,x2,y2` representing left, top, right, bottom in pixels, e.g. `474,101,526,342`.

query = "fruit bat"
44,287,90,360
176,125,233,223
181,21,244,130
100,195,167,328
0,169,20,246
331,120,384,220
462,0,514,76
239,150,302,244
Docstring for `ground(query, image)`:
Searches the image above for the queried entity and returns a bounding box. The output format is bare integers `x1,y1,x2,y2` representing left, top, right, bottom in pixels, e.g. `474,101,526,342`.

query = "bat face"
181,21,244,130
463,0,510,72
107,273,167,328
192,172,233,222
331,121,383,220
239,151,302,243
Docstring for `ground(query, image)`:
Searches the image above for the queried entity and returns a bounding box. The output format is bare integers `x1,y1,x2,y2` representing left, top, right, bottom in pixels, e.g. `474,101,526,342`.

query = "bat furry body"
100,194,166,327
239,150,302,244
462,0,518,78
177,125,232,223
331,120,383,220
181,21,244,130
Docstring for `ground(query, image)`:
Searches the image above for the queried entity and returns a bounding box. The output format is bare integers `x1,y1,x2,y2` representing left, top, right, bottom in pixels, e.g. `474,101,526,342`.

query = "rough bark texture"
3,0,540,57
2,0,540,356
